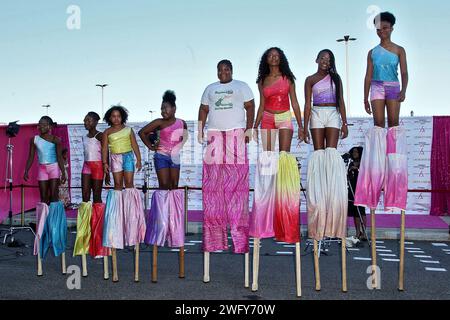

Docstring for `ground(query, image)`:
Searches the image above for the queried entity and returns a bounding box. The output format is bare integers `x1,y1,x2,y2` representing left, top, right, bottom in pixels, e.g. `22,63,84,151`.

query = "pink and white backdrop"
66,116,433,216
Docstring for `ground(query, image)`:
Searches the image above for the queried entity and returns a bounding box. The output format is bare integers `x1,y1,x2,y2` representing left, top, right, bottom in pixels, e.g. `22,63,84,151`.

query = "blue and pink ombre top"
371,45,399,82
157,119,184,157
34,135,57,164
312,75,336,105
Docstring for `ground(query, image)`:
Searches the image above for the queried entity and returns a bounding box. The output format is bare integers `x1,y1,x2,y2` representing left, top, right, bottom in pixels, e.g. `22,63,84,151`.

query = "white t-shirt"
201,80,254,131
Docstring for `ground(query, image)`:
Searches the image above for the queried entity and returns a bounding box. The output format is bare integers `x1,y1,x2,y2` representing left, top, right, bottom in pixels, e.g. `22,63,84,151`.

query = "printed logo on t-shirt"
214,90,234,110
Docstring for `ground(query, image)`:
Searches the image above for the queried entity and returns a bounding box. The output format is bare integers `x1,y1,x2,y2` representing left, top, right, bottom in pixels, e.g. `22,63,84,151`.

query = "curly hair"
256,47,296,84
162,90,176,107
103,105,129,126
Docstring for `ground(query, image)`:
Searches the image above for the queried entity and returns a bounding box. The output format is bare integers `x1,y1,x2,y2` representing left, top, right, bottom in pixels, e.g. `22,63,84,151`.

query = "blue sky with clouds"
1,0,449,125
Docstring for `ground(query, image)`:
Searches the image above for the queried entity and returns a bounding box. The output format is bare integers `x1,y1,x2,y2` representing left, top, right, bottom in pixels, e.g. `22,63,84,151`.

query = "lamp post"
337,35,357,116
96,84,108,117
42,104,50,115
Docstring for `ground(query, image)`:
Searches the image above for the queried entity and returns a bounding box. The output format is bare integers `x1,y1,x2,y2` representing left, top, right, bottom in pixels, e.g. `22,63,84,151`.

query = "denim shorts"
154,152,180,171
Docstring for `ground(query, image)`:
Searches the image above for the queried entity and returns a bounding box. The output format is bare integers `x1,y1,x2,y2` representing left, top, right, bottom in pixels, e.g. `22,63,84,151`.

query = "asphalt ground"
1,228,449,302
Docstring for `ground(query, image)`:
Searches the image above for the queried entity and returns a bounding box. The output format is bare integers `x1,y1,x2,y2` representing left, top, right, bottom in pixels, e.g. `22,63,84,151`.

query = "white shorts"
310,106,341,129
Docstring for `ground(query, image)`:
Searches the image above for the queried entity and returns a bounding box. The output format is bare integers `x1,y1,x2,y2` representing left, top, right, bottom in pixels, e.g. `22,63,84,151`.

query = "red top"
263,77,290,112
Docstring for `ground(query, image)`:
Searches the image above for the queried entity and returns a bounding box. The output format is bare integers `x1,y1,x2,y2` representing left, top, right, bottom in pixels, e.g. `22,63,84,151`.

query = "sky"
1,0,449,125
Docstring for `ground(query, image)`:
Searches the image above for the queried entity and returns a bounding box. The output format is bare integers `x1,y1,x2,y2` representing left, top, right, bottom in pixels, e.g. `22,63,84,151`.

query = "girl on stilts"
303,49,349,292
139,90,188,282
24,116,67,276
251,47,304,296
73,112,111,279
354,11,409,290
102,106,146,282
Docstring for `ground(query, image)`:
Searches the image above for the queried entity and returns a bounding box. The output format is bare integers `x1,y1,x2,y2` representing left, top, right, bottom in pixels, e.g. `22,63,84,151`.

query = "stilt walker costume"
306,74,348,292
103,126,146,282
32,135,67,275
354,43,408,290
199,75,254,285
250,76,301,295
145,119,186,281
74,131,110,277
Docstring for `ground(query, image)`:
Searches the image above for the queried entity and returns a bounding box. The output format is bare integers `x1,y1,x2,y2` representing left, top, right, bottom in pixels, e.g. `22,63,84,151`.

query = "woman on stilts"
303,49,349,292
73,112,111,279
251,47,304,296
139,90,188,282
354,11,409,290
102,106,146,282
24,116,67,276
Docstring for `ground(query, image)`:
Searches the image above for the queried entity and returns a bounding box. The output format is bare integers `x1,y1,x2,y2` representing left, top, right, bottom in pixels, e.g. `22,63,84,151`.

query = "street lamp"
95,84,108,117
42,104,50,115
337,35,357,116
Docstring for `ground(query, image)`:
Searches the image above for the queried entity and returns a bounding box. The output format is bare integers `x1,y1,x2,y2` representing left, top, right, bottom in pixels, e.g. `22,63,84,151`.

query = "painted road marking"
432,243,448,247
420,260,440,264
425,267,446,272
382,258,400,262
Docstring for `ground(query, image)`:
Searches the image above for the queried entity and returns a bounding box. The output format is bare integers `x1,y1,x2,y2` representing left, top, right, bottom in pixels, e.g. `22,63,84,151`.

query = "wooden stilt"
295,242,302,297
152,244,158,283
314,240,321,291
203,251,210,283
179,246,185,278
251,238,260,292
398,210,406,291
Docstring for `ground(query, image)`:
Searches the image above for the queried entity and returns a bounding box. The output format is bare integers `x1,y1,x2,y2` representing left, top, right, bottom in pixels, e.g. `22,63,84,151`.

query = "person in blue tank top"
364,11,409,127
24,116,66,203
23,115,68,273
354,12,410,236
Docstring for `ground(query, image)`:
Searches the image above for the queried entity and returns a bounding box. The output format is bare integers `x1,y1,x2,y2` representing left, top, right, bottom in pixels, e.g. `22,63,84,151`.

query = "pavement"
0,227,449,301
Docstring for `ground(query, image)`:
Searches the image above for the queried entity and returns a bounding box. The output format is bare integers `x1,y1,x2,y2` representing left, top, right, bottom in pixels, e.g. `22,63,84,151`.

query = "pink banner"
0,123,70,223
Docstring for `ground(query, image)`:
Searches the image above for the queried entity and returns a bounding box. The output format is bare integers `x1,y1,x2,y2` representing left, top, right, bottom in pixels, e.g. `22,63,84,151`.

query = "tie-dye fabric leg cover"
73,201,92,256
103,190,124,249
249,151,278,239
354,126,387,209
274,151,300,243
307,150,327,240
384,126,408,211
123,188,147,247
33,202,49,256
324,148,348,239
40,201,67,258
90,202,110,257
145,190,169,246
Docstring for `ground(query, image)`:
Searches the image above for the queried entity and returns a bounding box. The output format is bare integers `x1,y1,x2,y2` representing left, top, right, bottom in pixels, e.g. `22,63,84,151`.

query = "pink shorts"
37,163,61,181
261,111,293,130
370,81,400,101
82,161,104,180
